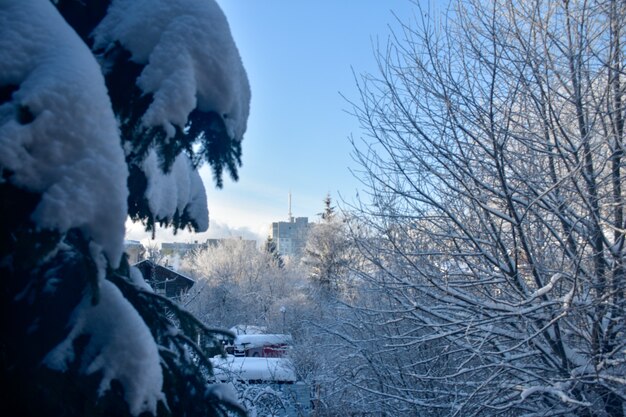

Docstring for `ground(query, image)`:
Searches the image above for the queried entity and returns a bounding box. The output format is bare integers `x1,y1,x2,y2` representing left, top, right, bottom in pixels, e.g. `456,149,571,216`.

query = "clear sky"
126,0,418,244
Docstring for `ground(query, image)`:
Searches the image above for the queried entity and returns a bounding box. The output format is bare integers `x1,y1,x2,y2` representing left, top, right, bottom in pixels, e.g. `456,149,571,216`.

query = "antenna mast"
288,191,293,222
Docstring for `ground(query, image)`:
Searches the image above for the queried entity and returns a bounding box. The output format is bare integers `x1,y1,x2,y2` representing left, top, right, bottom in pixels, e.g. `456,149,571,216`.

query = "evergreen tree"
0,1,249,416
264,235,284,269
304,196,351,294
55,0,249,235
320,192,335,222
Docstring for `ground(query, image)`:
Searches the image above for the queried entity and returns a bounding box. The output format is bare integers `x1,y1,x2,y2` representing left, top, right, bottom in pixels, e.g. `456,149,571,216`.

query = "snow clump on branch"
0,0,128,266
93,0,250,141
142,149,208,231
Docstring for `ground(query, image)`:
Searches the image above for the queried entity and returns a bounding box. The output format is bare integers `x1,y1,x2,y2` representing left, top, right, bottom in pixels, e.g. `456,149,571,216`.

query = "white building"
270,216,310,259
161,237,256,257
269,193,311,259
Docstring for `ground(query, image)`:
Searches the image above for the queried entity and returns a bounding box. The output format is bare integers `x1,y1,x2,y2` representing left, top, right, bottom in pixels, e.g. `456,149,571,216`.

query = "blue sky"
127,0,417,243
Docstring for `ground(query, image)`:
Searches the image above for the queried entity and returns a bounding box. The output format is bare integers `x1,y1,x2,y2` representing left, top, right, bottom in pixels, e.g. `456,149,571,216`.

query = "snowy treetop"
1,0,252,415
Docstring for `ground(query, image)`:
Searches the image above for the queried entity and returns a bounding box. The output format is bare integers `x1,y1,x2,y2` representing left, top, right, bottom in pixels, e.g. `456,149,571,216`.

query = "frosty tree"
304,195,353,295
181,239,298,330
0,0,249,416
264,235,285,269
342,0,626,415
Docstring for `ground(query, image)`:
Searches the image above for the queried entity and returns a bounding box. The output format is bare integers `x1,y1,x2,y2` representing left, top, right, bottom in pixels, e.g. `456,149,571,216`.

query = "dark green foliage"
0,184,103,415
0,183,242,416
126,163,153,230
192,110,242,188
109,269,244,417
126,163,211,238
17,105,35,125
98,43,158,164
0,180,47,261
54,0,243,231
0,184,115,417
0,84,18,104
97,41,242,231
0,82,34,127
4,355,137,417
1,1,249,416
320,193,335,222
54,0,110,42
0,86,35,127
264,235,284,269
99,42,242,183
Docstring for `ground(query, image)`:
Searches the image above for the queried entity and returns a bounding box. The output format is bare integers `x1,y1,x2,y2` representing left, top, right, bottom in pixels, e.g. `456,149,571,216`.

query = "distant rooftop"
211,356,296,383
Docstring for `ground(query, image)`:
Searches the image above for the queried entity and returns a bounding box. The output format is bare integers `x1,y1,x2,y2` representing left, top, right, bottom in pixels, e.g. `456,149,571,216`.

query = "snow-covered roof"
211,356,296,383
234,334,293,349
229,324,267,335
133,259,196,284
